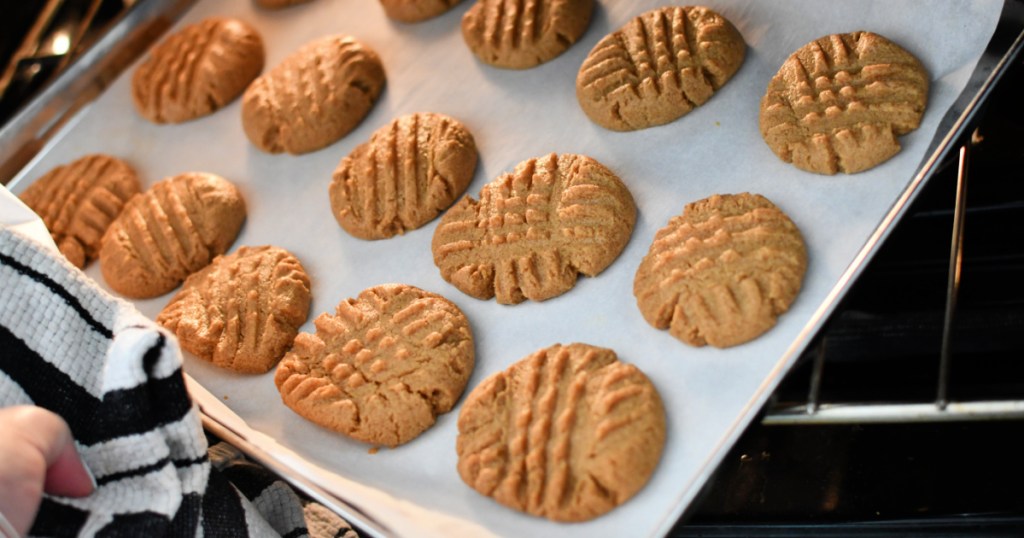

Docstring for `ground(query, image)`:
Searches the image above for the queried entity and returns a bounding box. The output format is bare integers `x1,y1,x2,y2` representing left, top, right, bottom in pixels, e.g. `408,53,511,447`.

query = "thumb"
13,406,95,497
43,438,95,498
0,406,95,535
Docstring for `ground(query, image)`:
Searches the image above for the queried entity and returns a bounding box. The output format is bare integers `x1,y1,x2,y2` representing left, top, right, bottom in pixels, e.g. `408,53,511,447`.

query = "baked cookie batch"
18,0,932,525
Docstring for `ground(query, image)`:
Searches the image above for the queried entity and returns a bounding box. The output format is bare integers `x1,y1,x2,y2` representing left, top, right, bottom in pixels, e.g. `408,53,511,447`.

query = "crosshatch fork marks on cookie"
759,31,929,174
456,343,666,522
157,246,311,374
242,35,386,155
274,284,474,447
18,154,141,268
431,153,635,304
576,6,745,131
633,193,807,348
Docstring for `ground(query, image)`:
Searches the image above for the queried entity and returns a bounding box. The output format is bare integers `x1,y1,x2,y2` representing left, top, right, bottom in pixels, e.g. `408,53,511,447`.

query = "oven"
3,1,1023,535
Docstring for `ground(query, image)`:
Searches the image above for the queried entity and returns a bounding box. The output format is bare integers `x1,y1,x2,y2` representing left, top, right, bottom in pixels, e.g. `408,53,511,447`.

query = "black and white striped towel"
0,227,357,538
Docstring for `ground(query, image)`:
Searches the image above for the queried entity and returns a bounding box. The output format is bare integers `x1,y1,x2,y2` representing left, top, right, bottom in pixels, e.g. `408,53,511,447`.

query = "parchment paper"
7,0,1002,536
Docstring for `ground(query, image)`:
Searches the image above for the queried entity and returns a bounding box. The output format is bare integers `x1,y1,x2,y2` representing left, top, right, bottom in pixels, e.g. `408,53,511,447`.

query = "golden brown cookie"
633,193,807,348
132,17,264,124
380,0,463,22
759,31,929,174
576,6,745,131
329,112,478,240
254,0,314,9
461,0,594,69
242,35,386,155
18,154,141,268
432,153,635,304
157,246,311,374
457,342,665,522
99,172,246,299
275,284,474,447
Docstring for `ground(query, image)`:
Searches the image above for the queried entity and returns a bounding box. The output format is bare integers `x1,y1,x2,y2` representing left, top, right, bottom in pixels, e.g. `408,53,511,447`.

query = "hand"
0,406,95,536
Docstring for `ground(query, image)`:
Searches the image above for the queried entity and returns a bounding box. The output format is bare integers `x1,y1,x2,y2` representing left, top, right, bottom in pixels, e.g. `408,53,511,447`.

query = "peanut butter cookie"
254,0,314,9
633,193,807,348
380,0,463,22
158,246,311,373
132,17,264,123
431,153,635,304
576,6,745,131
329,112,478,240
242,35,386,155
457,342,665,521
99,172,246,298
18,154,140,268
462,0,594,69
275,284,474,447
759,31,929,174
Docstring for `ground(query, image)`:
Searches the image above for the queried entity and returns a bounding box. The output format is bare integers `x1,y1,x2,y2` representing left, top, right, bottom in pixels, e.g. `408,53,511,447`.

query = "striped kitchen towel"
0,227,356,538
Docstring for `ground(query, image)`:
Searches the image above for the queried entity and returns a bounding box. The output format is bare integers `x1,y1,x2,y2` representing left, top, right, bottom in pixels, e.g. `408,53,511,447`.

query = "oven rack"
764,144,1024,424
765,120,1024,424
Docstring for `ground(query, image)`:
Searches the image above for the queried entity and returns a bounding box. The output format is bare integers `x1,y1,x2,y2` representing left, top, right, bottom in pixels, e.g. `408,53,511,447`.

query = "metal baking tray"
2,1,1018,536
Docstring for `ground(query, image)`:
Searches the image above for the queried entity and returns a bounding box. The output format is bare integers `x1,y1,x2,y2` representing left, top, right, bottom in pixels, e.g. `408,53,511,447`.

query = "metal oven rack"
764,144,1024,425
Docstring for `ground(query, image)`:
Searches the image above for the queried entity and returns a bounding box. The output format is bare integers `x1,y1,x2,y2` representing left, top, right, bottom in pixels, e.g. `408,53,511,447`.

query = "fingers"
0,406,97,535
43,439,96,498
4,406,95,498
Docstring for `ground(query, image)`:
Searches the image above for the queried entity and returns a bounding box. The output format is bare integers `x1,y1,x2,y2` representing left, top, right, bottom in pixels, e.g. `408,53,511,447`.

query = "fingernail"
83,461,98,491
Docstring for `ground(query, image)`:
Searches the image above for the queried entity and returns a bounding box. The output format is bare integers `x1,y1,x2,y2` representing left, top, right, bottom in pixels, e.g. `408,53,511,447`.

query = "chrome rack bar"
805,338,826,415
937,142,971,410
764,401,1024,425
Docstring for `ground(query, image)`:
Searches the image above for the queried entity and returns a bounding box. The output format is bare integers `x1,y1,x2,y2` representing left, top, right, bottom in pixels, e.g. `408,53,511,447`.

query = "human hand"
0,406,95,537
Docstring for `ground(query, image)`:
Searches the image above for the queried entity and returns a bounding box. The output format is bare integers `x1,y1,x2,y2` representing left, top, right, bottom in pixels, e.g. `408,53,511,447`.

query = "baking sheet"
6,0,1002,536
